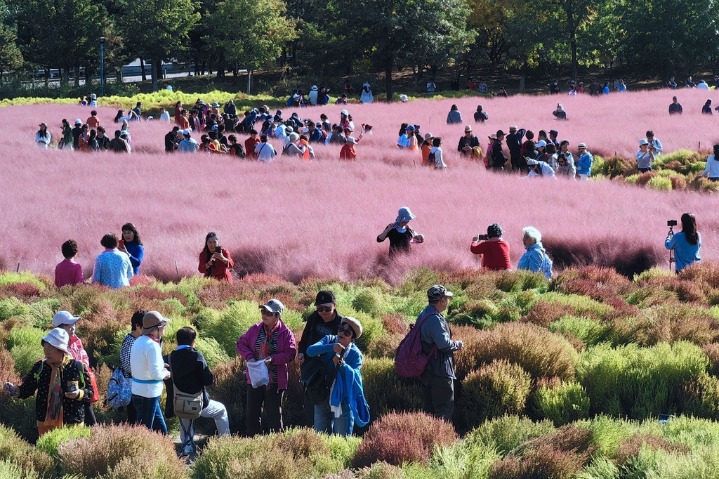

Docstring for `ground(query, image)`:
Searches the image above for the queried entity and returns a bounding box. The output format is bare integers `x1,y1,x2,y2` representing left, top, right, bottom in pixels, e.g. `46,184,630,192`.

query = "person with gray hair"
517,227,553,279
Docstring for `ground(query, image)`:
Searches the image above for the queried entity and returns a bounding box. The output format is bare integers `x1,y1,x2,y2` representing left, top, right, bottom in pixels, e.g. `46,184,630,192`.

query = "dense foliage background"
1,0,718,97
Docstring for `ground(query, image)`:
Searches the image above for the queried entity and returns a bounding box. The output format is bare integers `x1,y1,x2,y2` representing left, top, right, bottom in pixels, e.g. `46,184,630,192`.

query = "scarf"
40,355,71,435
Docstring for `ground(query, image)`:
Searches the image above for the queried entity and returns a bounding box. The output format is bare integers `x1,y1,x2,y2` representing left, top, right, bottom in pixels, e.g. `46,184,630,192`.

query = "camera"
476,234,489,241
667,220,677,227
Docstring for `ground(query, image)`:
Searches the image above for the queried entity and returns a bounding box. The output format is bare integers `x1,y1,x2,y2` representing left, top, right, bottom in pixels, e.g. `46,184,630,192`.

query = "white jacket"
130,335,170,398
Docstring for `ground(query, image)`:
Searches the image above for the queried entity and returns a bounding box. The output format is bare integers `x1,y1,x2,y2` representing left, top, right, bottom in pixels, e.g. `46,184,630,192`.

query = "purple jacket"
237,321,296,390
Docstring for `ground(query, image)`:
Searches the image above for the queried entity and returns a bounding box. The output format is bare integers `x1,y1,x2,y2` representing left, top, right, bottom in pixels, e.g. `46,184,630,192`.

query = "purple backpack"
395,312,437,378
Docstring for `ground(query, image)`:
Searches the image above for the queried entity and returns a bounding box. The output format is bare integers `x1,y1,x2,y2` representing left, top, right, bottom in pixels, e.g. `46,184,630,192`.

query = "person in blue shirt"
665,213,701,273
517,227,553,279
93,233,134,288
119,222,144,275
576,143,593,179
306,316,369,436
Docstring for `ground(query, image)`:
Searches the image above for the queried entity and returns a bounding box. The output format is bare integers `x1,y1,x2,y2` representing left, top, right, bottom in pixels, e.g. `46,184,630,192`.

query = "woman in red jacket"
198,232,234,282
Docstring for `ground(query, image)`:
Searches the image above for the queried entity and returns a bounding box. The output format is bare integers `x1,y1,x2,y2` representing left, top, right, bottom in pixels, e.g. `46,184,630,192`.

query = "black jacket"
298,311,343,356
165,348,213,417
18,358,92,425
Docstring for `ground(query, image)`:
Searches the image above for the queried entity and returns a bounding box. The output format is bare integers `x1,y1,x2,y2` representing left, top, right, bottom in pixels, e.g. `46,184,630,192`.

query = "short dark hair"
100,233,118,249
130,310,146,329
646,130,654,137
176,326,197,346
432,137,441,147
61,240,78,259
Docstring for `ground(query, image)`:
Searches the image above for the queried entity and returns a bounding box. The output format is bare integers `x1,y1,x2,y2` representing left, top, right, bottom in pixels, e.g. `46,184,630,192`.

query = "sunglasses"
261,310,277,317
339,325,354,336
317,306,333,313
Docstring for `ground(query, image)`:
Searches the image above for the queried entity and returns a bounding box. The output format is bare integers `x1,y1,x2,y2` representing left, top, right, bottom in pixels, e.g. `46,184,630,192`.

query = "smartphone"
214,246,222,254
118,239,125,248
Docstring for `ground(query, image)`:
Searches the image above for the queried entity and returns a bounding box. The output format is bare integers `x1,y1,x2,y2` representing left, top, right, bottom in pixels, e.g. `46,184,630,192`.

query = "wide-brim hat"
142,311,170,334
395,206,416,223
341,316,363,339
42,328,70,355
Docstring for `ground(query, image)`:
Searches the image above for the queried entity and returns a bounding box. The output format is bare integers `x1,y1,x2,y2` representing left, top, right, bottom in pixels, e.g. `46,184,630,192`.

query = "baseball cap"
259,299,285,314
526,159,539,166
427,284,453,302
52,311,81,327
535,140,547,148
315,290,336,306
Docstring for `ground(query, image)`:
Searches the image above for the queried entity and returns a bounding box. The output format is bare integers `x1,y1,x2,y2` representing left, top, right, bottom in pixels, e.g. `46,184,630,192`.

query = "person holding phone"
3,328,93,436
665,213,701,273
377,206,424,257
118,222,144,275
198,232,234,282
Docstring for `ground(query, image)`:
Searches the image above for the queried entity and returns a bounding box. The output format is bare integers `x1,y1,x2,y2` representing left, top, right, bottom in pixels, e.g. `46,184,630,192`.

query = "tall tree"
202,0,296,77
15,0,104,83
122,0,199,90
333,0,472,101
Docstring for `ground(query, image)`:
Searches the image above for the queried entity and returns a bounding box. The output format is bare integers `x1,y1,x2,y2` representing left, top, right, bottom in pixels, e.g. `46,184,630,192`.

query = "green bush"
0,460,41,479
0,298,31,322
682,373,719,419
464,416,555,455
533,381,590,425
361,358,423,418
196,301,263,356
352,289,384,316
0,425,53,478
549,316,609,346
647,176,673,191
462,322,577,381
8,327,44,376
35,425,91,459
457,361,532,431
57,425,186,478
192,429,356,479
577,342,708,418
0,273,46,291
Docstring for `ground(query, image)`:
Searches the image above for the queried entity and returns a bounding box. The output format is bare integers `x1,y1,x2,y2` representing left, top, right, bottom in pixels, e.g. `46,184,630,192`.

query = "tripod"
667,226,675,272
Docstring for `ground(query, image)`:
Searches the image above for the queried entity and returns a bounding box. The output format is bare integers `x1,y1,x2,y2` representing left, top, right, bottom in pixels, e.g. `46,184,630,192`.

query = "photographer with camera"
470,224,511,271
665,214,701,273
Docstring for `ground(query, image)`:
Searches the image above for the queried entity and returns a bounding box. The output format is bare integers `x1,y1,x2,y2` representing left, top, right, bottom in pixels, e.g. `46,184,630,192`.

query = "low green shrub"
682,373,719,419
533,381,590,425
195,301,262,356
0,424,53,478
57,424,185,478
549,315,609,346
488,425,594,479
457,361,531,431
461,322,577,381
35,425,91,459
647,176,673,190
0,297,32,322
0,459,40,479
577,342,708,418
206,359,247,435
192,429,356,479
8,327,44,376
464,415,555,455
702,343,719,376
352,412,458,468
361,358,423,418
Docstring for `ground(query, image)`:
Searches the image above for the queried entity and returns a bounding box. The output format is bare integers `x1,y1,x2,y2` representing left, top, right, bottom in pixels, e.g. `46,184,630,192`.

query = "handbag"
169,354,204,420
86,366,100,403
246,358,270,388
302,349,346,405
106,367,132,409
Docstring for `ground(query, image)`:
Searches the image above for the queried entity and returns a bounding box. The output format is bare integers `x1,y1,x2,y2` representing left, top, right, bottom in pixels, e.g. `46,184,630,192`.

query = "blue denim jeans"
314,399,353,436
132,394,167,435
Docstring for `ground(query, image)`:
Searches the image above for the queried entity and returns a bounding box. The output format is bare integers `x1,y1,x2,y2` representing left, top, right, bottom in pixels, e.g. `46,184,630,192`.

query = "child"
55,240,84,287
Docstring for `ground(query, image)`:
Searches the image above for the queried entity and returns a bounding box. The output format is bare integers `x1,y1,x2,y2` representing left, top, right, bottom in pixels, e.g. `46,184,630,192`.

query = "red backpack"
395,312,437,378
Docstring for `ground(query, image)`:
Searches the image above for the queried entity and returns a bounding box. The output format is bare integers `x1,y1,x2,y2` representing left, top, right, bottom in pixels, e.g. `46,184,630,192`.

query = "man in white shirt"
131,311,171,434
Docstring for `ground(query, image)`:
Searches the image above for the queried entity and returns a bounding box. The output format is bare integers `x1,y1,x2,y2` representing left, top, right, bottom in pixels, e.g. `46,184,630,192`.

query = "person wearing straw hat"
237,299,297,436
306,316,369,436
3,328,93,436
457,125,480,157
418,285,463,421
130,311,171,434
377,206,425,256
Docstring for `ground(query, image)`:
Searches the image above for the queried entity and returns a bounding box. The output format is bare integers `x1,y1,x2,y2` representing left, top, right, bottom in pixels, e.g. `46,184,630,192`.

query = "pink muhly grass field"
2,96,719,283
